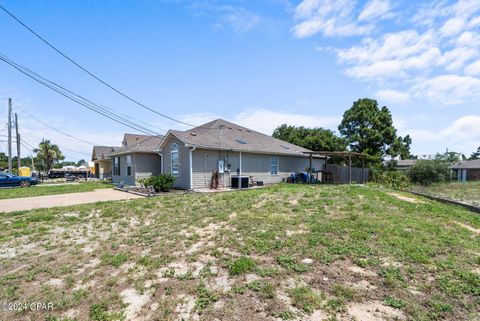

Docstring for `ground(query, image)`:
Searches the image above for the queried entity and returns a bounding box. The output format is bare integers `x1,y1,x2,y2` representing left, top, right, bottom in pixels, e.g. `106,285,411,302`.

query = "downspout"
189,145,196,190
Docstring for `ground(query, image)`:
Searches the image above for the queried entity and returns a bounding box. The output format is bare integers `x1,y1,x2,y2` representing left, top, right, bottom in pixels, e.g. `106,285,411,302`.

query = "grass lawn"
0,181,113,200
0,184,478,321
409,181,480,207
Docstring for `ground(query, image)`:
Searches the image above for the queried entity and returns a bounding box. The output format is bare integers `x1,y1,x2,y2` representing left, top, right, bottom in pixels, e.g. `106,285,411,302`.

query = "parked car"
0,172,38,188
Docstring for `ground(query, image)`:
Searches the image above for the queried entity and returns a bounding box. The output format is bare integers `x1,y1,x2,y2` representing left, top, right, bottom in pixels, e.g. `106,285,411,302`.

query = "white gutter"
189,145,197,190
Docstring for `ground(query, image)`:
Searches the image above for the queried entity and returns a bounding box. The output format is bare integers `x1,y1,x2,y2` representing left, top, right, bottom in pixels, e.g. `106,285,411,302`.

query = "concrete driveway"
0,189,143,213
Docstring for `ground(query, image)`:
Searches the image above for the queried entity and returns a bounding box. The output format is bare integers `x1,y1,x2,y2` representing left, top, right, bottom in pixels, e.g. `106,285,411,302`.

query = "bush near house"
371,169,410,190
139,174,176,192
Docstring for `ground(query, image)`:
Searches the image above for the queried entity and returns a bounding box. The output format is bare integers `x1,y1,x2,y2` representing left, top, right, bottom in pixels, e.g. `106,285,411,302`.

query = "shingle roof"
92,146,121,161
110,134,164,155
450,159,480,169
167,119,312,156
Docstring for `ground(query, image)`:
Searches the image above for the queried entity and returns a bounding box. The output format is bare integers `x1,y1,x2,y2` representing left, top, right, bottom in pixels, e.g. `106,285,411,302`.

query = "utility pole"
15,113,21,169
7,98,12,173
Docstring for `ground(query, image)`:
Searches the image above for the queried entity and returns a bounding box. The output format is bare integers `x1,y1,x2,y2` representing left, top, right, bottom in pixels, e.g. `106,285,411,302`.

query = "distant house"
109,134,164,186
450,159,480,182
395,159,417,171
91,146,120,179
159,119,324,189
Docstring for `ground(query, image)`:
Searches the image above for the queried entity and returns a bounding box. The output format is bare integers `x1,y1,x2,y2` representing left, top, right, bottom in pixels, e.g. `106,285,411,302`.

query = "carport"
303,151,369,184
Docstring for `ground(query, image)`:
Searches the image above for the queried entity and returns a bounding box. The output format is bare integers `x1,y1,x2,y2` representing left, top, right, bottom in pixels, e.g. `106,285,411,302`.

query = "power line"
14,103,95,145
0,3,197,128
0,53,162,136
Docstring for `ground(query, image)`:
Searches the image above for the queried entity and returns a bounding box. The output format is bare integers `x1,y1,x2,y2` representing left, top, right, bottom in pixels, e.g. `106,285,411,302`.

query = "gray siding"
111,153,161,186
191,149,324,189
134,153,162,179
162,136,191,189
111,154,135,186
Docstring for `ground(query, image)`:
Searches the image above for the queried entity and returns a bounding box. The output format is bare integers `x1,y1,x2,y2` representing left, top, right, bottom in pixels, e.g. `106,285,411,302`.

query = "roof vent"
190,132,197,136
236,138,247,144
280,145,290,149
238,128,242,131
227,126,232,129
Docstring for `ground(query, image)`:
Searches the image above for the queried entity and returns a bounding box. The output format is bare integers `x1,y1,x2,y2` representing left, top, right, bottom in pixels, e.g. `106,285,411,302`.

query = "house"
109,134,164,186
91,146,120,179
450,159,480,182
159,119,325,190
395,159,417,171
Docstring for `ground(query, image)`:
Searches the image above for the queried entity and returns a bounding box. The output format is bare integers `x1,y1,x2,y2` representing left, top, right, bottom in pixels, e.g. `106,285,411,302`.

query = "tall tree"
338,98,410,163
34,139,64,172
469,146,480,160
272,124,346,152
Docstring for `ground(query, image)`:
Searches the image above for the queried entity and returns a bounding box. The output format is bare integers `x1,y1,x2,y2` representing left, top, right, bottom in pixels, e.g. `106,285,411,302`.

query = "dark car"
0,172,38,188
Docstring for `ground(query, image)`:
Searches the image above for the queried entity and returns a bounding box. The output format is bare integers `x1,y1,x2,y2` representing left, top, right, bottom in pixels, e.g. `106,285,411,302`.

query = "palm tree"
34,139,65,172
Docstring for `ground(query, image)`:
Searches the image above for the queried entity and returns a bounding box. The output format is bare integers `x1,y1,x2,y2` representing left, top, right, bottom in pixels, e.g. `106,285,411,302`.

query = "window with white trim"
271,156,278,175
126,155,132,176
114,157,120,176
171,143,180,176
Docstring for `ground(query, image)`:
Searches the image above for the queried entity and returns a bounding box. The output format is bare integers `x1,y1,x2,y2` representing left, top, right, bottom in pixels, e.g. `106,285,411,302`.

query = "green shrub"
408,160,450,186
371,170,410,189
140,174,176,192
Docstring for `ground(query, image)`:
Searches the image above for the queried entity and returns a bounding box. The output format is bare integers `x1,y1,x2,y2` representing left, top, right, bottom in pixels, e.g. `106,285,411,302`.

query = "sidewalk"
0,189,143,213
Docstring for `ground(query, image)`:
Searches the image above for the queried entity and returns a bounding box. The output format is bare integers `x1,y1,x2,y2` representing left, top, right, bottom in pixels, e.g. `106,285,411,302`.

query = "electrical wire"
0,53,162,136
0,3,198,128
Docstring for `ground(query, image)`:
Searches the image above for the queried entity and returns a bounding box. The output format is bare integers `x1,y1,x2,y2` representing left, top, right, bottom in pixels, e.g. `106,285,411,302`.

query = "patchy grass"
409,181,480,206
0,183,479,320
0,181,113,199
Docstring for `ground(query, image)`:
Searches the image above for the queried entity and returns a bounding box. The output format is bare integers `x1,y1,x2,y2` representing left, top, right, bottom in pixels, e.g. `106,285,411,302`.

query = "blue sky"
0,0,479,161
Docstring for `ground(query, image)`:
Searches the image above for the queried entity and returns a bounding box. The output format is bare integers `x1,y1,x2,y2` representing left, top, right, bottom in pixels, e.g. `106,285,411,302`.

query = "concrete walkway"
0,189,143,213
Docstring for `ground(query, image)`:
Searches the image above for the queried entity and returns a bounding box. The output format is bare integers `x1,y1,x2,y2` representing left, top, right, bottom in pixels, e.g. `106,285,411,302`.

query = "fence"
325,164,369,184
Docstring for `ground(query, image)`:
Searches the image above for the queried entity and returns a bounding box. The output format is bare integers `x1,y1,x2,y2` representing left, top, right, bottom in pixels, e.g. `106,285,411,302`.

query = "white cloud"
358,0,393,21
464,59,480,75
439,18,465,37
411,75,480,105
407,115,480,154
292,0,374,38
375,89,410,103
217,7,261,33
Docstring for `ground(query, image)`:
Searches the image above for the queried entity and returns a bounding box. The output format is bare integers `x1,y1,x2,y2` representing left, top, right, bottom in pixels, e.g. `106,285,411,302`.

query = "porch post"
309,153,312,183
349,155,352,184
239,152,242,188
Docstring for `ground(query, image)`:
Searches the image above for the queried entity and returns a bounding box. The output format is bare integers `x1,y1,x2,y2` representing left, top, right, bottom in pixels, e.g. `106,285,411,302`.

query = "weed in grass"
195,281,219,312
380,266,407,288
332,284,360,302
428,298,453,319
101,252,128,267
324,297,346,313
383,296,405,309
229,257,256,276
276,255,309,273
273,310,295,320
290,286,323,313
89,302,123,321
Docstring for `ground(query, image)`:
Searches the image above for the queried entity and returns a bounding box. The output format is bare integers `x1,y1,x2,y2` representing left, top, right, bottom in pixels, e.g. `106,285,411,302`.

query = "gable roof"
164,119,312,156
450,159,480,169
109,134,164,156
92,146,121,161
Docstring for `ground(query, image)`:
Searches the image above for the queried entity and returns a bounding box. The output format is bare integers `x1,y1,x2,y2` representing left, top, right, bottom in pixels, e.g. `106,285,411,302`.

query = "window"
114,157,120,176
271,156,278,175
171,143,179,176
126,155,132,176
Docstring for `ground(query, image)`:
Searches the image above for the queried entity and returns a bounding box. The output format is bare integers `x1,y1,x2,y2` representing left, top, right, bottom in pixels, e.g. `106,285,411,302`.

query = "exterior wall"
111,154,135,186
162,136,191,189
191,149,324,189
95,160,112,179
467,168,480,181
134,153,162,180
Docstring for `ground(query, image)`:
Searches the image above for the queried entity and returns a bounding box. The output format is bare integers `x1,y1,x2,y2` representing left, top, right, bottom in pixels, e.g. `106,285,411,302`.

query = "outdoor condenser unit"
231,176,249,189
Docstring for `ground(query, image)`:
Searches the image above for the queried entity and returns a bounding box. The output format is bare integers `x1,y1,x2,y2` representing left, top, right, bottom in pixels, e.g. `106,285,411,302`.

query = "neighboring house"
159,119,324,190
450,159,480,182
395,159,417,171
91,146,120,179
109,134,164,186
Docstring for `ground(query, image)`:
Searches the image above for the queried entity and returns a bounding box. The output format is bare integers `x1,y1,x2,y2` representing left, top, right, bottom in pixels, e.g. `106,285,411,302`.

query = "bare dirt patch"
387,192,425,204
454,221,480,235
347,301,406,321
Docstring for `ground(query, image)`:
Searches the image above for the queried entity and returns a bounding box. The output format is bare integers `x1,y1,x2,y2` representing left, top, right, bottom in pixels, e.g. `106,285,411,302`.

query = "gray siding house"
109,134,164,186
159,119,324,190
